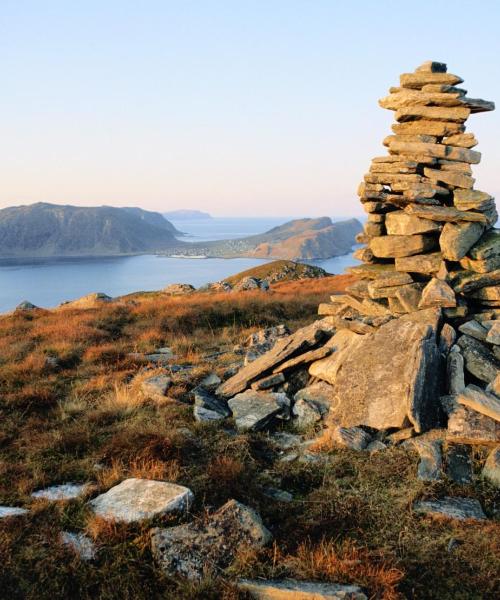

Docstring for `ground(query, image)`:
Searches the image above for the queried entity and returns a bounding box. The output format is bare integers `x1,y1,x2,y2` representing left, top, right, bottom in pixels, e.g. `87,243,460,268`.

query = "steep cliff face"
0,203,182,257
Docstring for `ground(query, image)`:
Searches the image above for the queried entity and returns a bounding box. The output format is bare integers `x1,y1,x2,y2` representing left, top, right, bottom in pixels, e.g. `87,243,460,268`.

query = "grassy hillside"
0,275,498,599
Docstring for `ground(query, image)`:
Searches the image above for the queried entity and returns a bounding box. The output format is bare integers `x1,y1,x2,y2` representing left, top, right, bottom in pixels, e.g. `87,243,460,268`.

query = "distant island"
163,217,363,260
163,209,212,220
0,203,183,257
0,203,361,260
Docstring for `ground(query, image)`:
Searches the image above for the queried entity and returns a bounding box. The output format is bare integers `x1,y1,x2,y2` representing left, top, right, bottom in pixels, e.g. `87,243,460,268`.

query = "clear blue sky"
1,0,499,217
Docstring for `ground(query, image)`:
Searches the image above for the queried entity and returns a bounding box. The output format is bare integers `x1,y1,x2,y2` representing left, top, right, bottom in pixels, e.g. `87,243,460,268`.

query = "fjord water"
0,217,360,312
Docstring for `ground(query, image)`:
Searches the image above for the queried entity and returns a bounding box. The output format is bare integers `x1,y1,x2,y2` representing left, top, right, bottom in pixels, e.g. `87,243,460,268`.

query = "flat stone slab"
457,385,500,422
193,387,231,422
89,478,193,523
228,390,290,431
217,320,333,397
32,483,91,501
0,506,29,518
413,497,486,521
309,317,442,432
238,579,367,599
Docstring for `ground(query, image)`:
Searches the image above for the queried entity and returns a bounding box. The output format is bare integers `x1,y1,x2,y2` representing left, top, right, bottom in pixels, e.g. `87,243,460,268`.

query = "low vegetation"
0,275,498,599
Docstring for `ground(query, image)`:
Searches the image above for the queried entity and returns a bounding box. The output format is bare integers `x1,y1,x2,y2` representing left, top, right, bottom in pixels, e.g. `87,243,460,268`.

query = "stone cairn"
211,62,499,491
348,60,498,320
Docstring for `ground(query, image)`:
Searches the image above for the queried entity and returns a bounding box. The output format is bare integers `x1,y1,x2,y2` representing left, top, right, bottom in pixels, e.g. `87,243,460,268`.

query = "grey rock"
238,579,367,599
457,385,500,422
486,321,500,345
228,390,291,431
457,335,500,383
89,478,193,523
140,375,171,399
366,440,387,453
447,403,500,445
193,388,231,422
251,372,286,391
331,426,372,451
200,373,222,389
458,320,489,342
447,347,465,395
0,506,29,518
294,382,335,415
413,497,486,521
413,438,443,481
163,284,195,295
32,483,90,501
217,320,333,397
446,444,473,484
439,221,484,261
482,446,500,487
15,300,38,311
60,532,96,561
270,432,303,450
262,487,293,503
292,399,323,430
151,499,272,580
310,317,442,432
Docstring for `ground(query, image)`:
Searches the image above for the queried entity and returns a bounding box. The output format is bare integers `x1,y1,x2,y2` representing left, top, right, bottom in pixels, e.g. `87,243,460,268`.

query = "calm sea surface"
0,217,360,312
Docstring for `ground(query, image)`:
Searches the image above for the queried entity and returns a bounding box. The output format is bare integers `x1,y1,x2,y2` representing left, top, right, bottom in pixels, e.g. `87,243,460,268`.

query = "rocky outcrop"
238,579,367,599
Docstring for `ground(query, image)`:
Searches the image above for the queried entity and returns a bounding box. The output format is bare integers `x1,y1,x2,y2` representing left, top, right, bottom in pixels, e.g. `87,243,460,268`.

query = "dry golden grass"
1,275,499,599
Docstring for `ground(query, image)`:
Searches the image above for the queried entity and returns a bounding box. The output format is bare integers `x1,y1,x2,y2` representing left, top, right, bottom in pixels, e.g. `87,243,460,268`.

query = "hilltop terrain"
0,265,497,599
0,203,183,257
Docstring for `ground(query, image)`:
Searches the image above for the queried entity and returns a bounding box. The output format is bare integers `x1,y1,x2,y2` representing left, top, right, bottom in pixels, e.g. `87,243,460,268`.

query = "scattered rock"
89,478,193,523
193,387,231,422
200,373,221,389
60,532,96,561
151,499,272,580
140,375,171,400
446,444,473,484
251,372,285,391
331,426,372,451
15,300,38,311
217,320,333,397
32,483,91,501
292,399,324,430
237,579,367,599
457,385,500,422
163,283,195,295
262,487,293,503
413,497,487,521
228,390,291,431
482,446,500,487
0,506,29,518
412,438,443,481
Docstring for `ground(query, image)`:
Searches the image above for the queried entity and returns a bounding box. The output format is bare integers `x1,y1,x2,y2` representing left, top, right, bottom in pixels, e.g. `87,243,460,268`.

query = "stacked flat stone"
343,61,498,321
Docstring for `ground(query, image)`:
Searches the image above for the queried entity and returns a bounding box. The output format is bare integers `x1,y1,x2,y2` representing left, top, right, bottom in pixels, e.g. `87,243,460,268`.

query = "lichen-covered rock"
151,499,272,580
310,317,442,432
413,497,486,521
228,390,290,431
89,479,193,523
482,446,500,487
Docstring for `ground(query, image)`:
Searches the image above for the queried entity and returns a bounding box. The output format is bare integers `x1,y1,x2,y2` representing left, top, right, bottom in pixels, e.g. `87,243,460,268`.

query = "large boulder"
151,499,272,580
309,316,443,432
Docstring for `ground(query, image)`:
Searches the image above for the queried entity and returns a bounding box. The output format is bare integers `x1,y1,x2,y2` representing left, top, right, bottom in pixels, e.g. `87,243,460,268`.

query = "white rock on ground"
238,579,367,599
60,532,97,561
32,483,91,501
89,478,193,523
0,506,29,518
